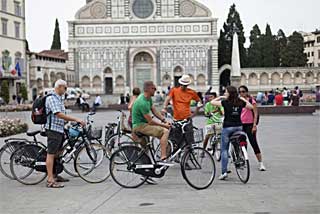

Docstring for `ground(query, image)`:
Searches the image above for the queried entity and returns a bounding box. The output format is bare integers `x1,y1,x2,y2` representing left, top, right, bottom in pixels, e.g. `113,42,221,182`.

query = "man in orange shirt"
162,74,202,120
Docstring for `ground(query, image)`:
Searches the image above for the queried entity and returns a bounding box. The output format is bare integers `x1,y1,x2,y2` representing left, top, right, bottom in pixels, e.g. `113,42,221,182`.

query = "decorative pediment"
75,0,107,19
179,0,212,17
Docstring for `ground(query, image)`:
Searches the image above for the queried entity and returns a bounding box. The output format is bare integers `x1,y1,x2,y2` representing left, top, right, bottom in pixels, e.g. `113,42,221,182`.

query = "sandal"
46,181,64,188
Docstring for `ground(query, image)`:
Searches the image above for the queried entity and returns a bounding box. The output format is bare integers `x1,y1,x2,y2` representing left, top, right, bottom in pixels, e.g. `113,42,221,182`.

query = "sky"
25,0,320,51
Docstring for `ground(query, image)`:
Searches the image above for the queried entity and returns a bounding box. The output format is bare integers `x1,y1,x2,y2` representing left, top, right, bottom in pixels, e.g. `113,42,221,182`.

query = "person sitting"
92,94,102,112
80,96,90,112
274,91,283,106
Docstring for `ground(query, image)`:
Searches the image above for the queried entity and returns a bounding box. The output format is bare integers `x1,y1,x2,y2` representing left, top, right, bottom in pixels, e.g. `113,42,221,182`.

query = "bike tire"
10,144,47,185
105,133,134,157
234,146,250,184
109,145,149,188
210,135,221,161
181,147,215,190
74,143,110,183
154,140,174,161
61,143,79,177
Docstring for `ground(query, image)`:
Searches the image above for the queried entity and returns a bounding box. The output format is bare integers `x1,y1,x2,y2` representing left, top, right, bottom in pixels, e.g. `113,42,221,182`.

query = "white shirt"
95,96,102,105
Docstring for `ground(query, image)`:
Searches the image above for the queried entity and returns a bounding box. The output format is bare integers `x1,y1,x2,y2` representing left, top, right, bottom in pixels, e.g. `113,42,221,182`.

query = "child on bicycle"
203,92,224,151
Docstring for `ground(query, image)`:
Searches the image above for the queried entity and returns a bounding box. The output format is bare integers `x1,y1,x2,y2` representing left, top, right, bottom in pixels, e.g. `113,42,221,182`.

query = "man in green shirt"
132,81,171,163
203,92,224,150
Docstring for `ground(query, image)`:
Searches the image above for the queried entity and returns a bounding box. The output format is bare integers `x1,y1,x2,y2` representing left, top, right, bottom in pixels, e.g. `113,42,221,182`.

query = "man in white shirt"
92,94,102,112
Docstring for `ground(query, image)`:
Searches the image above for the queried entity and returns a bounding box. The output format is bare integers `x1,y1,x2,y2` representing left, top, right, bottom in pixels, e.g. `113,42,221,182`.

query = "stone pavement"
0,111,319,214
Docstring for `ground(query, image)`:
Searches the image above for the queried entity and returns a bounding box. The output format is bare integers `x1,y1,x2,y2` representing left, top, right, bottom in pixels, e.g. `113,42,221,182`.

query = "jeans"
221,126,243,174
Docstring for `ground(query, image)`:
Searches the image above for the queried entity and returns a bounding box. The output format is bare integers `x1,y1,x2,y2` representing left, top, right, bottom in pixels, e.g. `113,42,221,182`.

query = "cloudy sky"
25,0,319,51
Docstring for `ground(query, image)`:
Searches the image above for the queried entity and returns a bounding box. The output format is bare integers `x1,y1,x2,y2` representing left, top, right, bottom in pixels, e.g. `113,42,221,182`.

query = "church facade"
68,0,218,95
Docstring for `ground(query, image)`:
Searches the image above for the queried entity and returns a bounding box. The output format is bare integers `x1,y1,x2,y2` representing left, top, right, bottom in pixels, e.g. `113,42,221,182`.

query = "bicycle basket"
69,127,80,138
87,127,102,139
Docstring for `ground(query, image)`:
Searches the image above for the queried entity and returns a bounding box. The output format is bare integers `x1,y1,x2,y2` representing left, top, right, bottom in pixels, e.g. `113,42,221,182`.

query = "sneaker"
141,176,157,185
259,162,266,171
218,173,228,180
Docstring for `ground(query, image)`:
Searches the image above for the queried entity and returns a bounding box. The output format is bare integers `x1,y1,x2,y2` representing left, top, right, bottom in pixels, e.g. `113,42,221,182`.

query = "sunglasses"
239,90,247,93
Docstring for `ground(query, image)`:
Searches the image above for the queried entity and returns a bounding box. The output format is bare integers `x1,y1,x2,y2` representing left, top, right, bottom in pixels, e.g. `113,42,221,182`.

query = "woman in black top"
211,86,253,180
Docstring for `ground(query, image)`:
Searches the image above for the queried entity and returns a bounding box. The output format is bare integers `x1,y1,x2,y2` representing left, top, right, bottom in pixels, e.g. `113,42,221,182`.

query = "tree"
218,4,247,68
277,29,288,66
281,31,307,67
0,80,10,104
261,24,275,67
50,18,61,50
20,83,28,101
247,24,263,67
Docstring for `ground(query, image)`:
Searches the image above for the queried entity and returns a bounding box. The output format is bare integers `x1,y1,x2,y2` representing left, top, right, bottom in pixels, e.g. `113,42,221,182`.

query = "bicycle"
10,113,110,185
204,115,222,161
228,131,250,184
104,110,133,157
109,118,216,190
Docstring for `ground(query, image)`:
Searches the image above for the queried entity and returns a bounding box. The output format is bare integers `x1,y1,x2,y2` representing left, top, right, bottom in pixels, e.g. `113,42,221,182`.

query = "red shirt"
275,94,283,106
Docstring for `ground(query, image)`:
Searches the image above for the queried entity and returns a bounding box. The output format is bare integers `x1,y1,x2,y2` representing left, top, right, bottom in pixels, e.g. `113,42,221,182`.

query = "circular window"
132,0,154,19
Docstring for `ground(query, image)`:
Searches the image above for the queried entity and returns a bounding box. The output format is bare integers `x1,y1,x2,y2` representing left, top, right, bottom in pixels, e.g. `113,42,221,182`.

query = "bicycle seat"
26,130,41,137
230,131,246,141
135,131,148,138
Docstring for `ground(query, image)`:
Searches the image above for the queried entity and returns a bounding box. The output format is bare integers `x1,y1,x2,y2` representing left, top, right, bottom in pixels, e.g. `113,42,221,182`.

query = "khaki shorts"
133,124,164,145
205,123,222,136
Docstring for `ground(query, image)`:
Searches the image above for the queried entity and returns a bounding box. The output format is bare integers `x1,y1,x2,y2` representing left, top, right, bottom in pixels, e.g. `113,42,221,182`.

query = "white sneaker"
259,162,266,171
218,173,228,180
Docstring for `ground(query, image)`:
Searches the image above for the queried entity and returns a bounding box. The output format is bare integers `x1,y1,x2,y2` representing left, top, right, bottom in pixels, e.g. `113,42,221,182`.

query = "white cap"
54,79,67,88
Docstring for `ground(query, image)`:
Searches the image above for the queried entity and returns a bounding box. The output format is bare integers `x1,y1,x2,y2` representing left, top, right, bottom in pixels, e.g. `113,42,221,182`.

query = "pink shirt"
241,97,256,124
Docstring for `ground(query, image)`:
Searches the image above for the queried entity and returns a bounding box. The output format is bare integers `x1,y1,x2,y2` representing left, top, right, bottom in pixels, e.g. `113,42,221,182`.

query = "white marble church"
68,0,219,94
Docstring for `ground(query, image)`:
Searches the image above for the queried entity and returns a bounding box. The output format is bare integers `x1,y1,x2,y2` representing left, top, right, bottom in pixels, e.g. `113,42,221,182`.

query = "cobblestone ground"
0,111,319,214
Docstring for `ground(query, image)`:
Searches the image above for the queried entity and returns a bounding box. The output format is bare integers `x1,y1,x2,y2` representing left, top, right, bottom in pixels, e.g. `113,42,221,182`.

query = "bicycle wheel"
75,143,110,183
210,135,221,161
110,145,150,188
154,140,173,161
233,145,250,184
181,147,215,190
61,143,79,177
105,134,134,157
0,141,26,179
10,144,47,185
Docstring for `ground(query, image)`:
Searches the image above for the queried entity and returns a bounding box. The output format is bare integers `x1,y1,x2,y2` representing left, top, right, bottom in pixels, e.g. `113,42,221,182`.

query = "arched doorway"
173,66,183,87
133,52,154,90
103,67,113,94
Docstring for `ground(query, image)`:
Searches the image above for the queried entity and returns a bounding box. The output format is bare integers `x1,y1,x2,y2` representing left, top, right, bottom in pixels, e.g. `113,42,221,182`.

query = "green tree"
261,24,275,67
0,80,10,104
277,29,288,66
50,19,61,50
20,83,28,101
218,4,247,68
282,31,307,67
247,24,263,67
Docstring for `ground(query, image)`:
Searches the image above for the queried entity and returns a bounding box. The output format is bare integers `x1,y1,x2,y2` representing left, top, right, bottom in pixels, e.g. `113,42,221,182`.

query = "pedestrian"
128,87,141,128
282,87,289,106
80,96,90,112
239,85,266,171
155,91,163,103
210,86,253,180
125,93,130,104
92,94,102,112
289,90,300,106
274,91,283,106
120,94,125,105
267,90,275,105
45,79,85,188
16,94,21,104
256,91,264,104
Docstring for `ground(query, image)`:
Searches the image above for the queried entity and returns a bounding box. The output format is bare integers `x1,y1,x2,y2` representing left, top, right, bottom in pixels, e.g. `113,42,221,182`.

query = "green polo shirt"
132,94,153,128
205,102,223,125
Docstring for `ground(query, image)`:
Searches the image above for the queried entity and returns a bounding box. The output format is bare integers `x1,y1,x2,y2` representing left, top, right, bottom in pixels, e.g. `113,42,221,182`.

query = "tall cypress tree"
218,4,247,68
50,19,61,50
261,24,275,67
282,31,307,67
277,29,288,67
247,24,263,67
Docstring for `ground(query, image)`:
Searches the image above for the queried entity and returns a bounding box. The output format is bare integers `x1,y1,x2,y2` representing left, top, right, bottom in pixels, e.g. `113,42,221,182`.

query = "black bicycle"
10,113,110,185
109,118,216,190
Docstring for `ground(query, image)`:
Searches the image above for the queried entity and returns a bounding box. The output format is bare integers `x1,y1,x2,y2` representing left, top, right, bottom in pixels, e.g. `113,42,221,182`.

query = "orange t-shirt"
169,87,200,120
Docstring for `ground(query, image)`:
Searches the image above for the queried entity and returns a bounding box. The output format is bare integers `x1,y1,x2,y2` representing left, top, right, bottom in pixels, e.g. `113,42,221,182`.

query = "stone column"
211,45,219,92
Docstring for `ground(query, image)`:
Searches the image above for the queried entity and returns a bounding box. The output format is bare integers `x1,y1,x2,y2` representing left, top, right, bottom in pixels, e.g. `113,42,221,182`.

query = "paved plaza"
0,111,319,214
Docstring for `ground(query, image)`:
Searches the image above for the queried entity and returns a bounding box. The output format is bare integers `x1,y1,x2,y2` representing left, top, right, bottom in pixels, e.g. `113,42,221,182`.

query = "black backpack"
249,97,260,125
31,94,52,125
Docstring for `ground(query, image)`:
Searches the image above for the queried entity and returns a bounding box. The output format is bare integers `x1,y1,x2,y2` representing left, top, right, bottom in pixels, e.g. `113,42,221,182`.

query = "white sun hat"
178,74,192,86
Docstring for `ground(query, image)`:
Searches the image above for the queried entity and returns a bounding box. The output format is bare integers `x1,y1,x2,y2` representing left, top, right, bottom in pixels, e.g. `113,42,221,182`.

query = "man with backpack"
33,79,85,188
238,85,266,171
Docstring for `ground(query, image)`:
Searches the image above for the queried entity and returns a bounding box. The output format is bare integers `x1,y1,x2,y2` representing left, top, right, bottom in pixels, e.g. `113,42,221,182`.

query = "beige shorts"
133,124,164,145
205,123,222,136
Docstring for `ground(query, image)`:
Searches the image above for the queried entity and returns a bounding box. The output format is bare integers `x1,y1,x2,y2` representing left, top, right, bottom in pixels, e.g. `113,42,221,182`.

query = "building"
302,30,320,68
68,0,218,95
27,50,75,100
0,0,26,100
